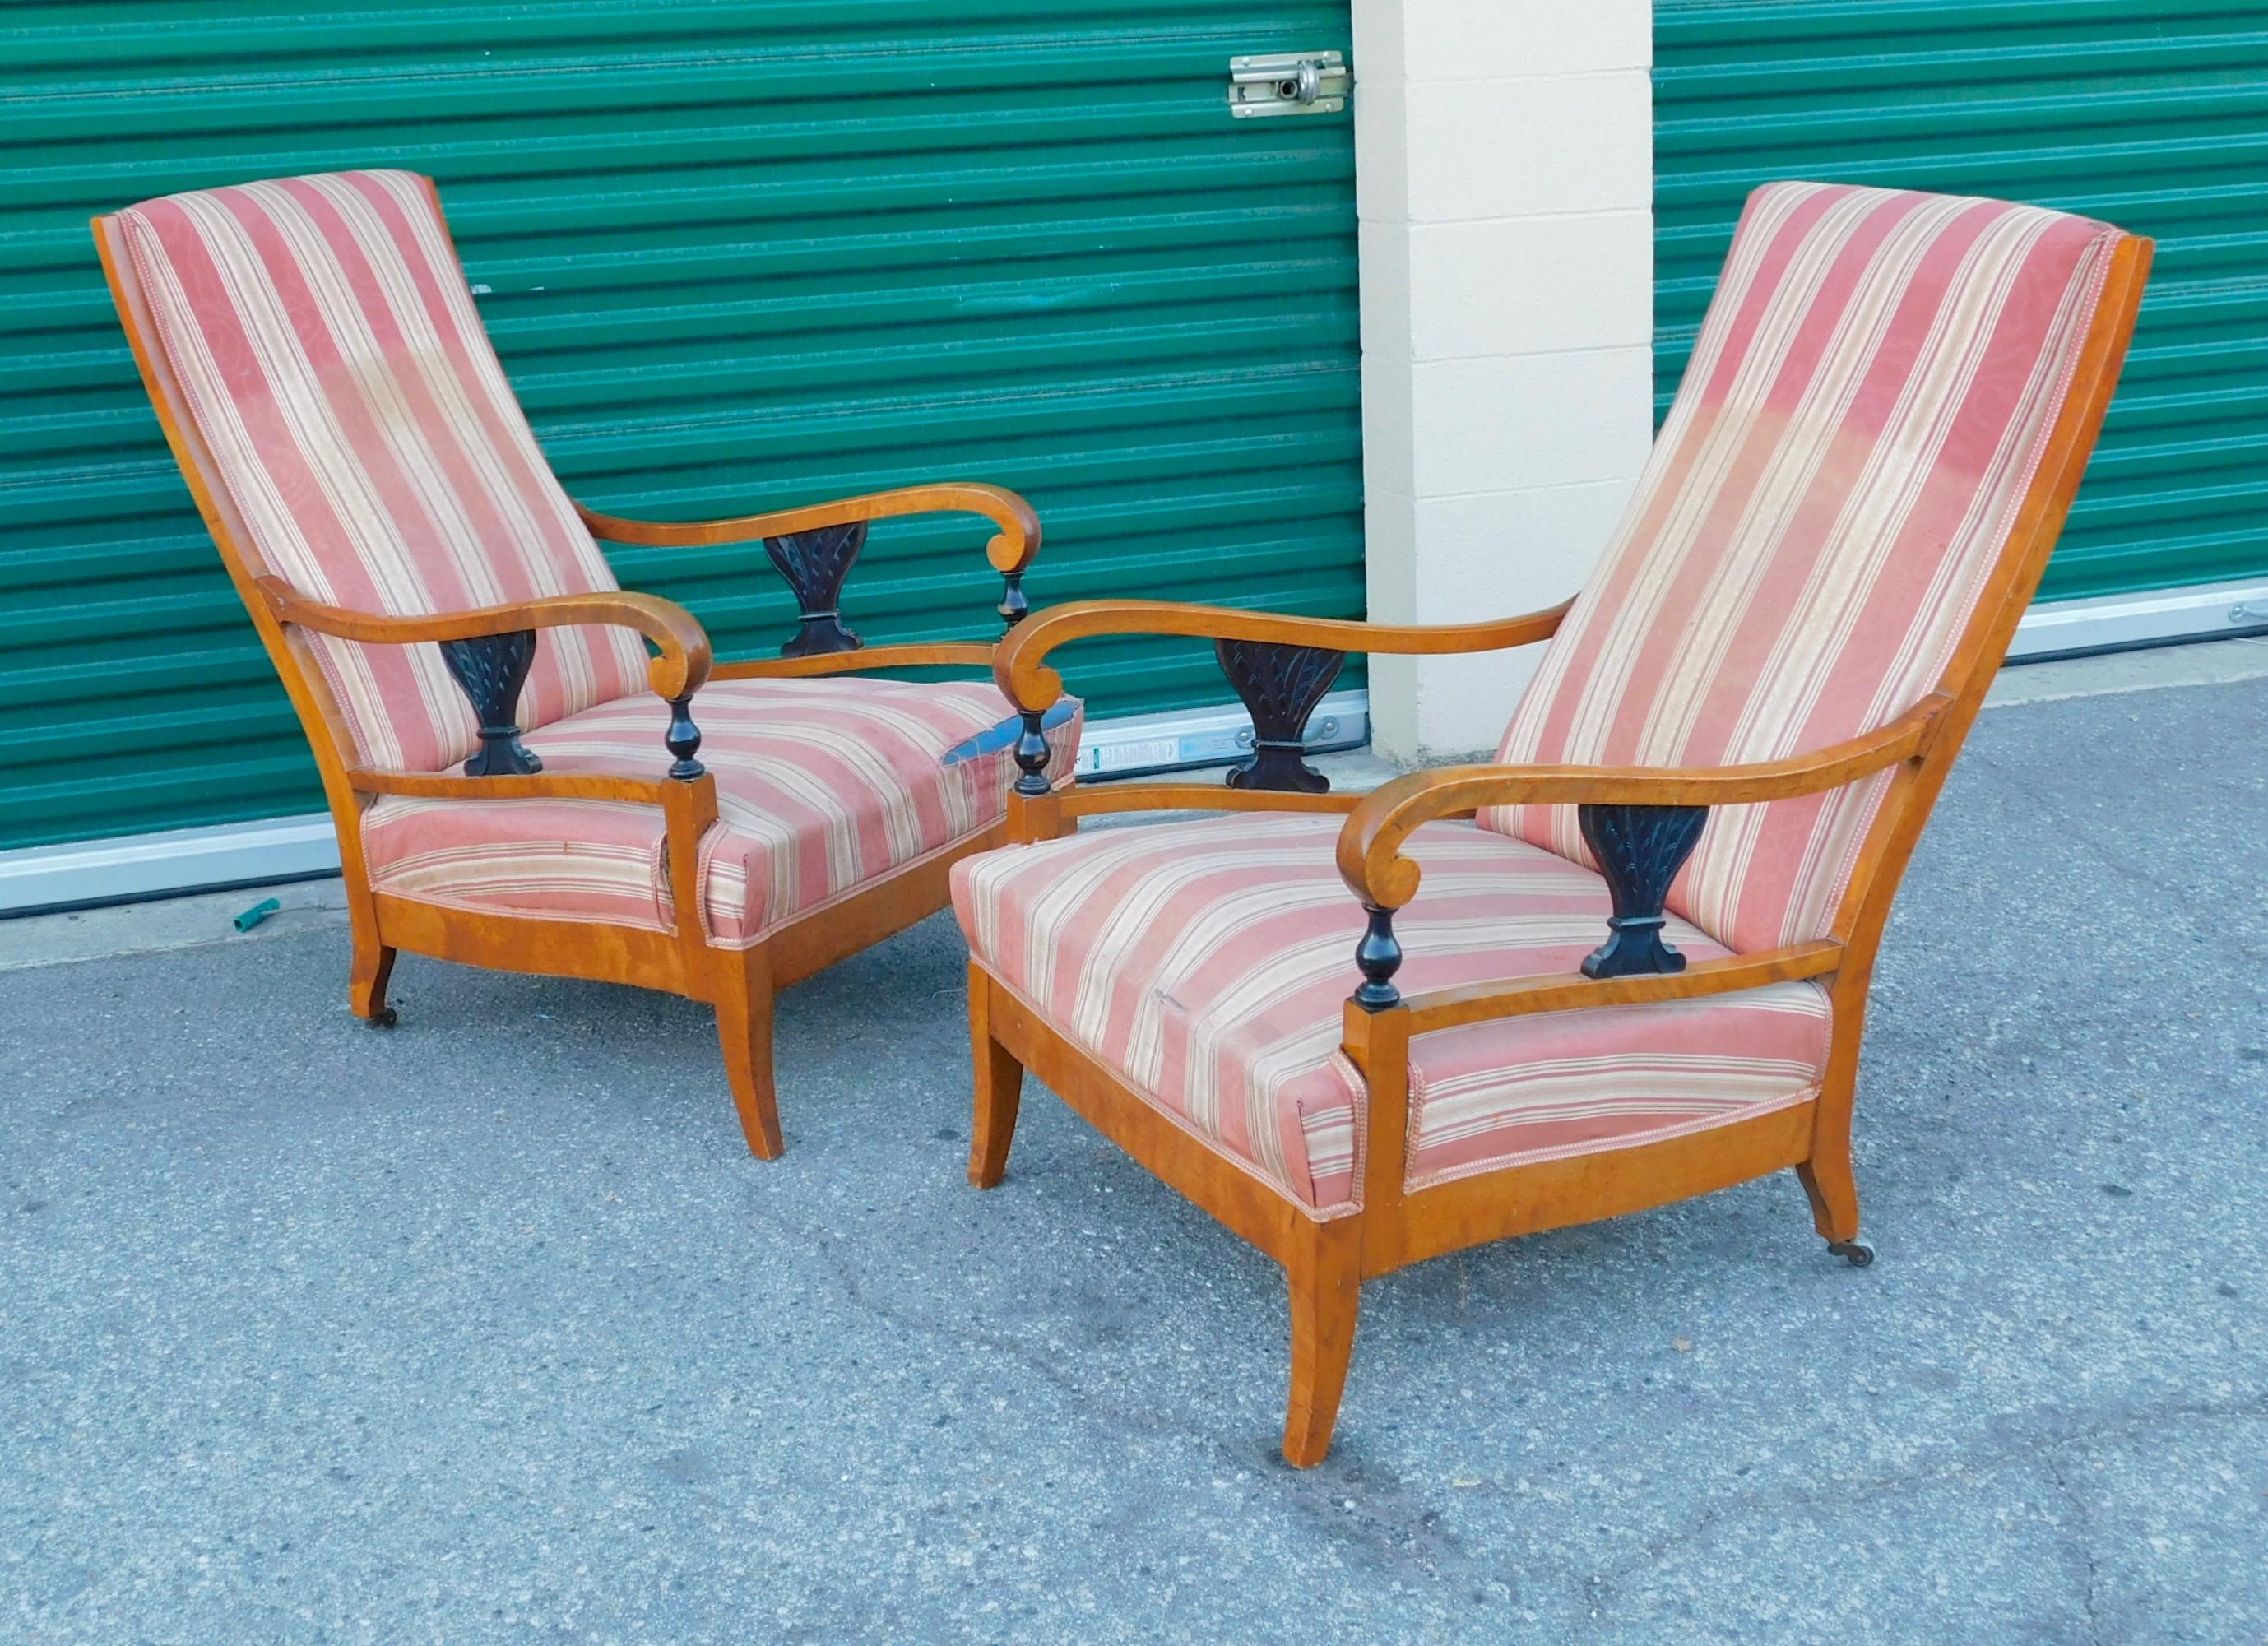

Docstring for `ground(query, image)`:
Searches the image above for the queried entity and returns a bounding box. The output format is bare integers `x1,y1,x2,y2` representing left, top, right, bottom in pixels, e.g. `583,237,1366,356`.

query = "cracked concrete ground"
2,675,2265,1644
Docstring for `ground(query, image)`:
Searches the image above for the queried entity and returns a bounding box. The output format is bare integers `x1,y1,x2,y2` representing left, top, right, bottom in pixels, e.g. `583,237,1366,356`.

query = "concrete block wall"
1353,0,1655,761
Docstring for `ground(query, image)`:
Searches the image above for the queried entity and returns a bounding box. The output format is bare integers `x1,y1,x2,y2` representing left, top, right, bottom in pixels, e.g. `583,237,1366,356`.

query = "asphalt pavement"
2,670,2264,1644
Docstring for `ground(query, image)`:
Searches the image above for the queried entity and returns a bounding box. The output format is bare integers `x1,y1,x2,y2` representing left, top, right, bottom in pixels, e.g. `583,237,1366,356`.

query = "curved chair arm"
1339,694,1953,908
991,597,1575,713
987,595,1574,806
577,482,1042,577
255,577,715,784
253,577,713,701
1331,694,1953,1008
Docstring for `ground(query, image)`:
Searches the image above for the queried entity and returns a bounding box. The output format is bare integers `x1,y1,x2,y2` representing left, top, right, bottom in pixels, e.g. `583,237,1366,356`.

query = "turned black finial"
438,630,543,777
1577,804,1709,979
1216,638,1344,793
1012,709,1053,797
998,569,1029,631
1352,905,1403,1012
665,694,704,781
765,522,867,657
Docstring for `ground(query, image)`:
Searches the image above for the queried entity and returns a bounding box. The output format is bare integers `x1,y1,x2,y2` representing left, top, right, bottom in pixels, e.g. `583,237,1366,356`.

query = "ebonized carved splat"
438,630,543,777
1215,639,1345,793
1576,803,1709,978
765,522,868,656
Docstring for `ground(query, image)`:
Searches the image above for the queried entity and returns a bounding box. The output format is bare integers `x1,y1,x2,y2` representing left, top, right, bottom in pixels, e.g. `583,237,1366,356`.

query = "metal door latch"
1230,53,1350,118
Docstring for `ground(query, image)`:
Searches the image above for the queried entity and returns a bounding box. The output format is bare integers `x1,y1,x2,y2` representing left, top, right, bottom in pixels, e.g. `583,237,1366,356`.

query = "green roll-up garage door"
0,2,1361,855
1655,1,2268,604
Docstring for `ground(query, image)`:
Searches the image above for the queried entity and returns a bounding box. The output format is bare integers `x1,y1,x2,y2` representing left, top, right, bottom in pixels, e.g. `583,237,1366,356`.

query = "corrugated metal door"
0,2,1361,853
1655,1,2268,604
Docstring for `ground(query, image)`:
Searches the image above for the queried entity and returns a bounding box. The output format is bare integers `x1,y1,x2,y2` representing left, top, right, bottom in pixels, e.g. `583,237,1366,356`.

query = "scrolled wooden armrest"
253,577,712,701
577,482,1043,576
992,597,1574,713
1338,694,1955,910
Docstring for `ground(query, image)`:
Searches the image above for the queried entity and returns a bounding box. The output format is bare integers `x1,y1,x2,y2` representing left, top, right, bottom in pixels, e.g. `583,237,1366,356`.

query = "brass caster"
1827,1237,1875,1268
364,1007,398,1029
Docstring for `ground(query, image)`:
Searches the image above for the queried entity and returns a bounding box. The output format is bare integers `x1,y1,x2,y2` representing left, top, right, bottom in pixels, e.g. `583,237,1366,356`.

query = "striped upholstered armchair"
95,170,1079,1158
958,185,2151,1464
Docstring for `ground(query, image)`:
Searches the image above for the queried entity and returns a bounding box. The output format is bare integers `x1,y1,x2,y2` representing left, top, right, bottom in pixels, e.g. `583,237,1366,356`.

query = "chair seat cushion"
953,814,1832,1215
362,675,1082,948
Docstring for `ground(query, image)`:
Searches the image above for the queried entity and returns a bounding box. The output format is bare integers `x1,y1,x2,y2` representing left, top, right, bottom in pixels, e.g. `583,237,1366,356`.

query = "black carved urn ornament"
1575,803,1709,978
766,522,868,657
439,629,544,776
1216,638,1345,793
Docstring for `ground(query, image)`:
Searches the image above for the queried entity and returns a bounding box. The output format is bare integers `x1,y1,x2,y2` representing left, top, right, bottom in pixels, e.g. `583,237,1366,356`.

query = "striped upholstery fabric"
116,170,647,774
954,815,1830,1215
1483,183,2123,953
364,677,1083,948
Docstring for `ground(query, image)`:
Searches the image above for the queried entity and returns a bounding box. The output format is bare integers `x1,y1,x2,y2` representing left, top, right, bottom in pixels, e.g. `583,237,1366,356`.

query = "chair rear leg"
1282,1217,1362,1468
714,952,784,1160
1797,1150,1873,1267
348,912,397,1029
967,963,1023,1188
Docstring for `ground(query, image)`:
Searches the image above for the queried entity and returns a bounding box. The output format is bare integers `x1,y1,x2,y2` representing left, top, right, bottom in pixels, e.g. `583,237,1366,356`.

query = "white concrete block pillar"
1354,0,1656,762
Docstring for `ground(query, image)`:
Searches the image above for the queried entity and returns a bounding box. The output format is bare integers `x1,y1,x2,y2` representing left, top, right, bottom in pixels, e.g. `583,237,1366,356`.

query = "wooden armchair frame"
963,233,2152,1465
95,192,1053,1161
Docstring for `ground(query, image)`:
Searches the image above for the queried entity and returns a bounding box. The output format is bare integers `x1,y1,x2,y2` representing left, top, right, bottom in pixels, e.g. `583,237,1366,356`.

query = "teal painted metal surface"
0,2,1361,851
1655,0,2268,604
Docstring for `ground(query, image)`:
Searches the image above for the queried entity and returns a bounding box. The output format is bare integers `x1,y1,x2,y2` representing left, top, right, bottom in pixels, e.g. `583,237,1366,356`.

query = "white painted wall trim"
0,814,344,917
1071,690,1367,779
2008,577,2268,661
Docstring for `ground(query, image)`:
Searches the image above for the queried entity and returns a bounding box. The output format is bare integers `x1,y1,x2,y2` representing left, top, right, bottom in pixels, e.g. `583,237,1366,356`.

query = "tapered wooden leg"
714,952,783,1161
1282,1217,1362,1468
1801,1056,1862,1245
967,963,1023,1188
1804,993,1877,1263
348,913,397,1027
1797,1151,1859,1243
1799,1145,1876,1267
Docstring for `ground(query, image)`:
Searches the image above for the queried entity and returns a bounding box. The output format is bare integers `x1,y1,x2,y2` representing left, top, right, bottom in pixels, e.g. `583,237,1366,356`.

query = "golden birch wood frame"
94,187,1051,1161
967,233,2153,1466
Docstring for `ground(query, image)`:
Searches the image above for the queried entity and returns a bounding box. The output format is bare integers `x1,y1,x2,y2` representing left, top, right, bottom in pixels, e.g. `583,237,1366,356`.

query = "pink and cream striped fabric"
364,676,1083,948
954,814,1830,1215
115,170,648,773
1480,183,2122,953
953,183,2127,1214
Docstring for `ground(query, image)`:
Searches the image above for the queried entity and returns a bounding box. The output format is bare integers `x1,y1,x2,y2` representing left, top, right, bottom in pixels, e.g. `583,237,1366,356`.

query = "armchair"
96,170,1080,1158
952,183,2152,1464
